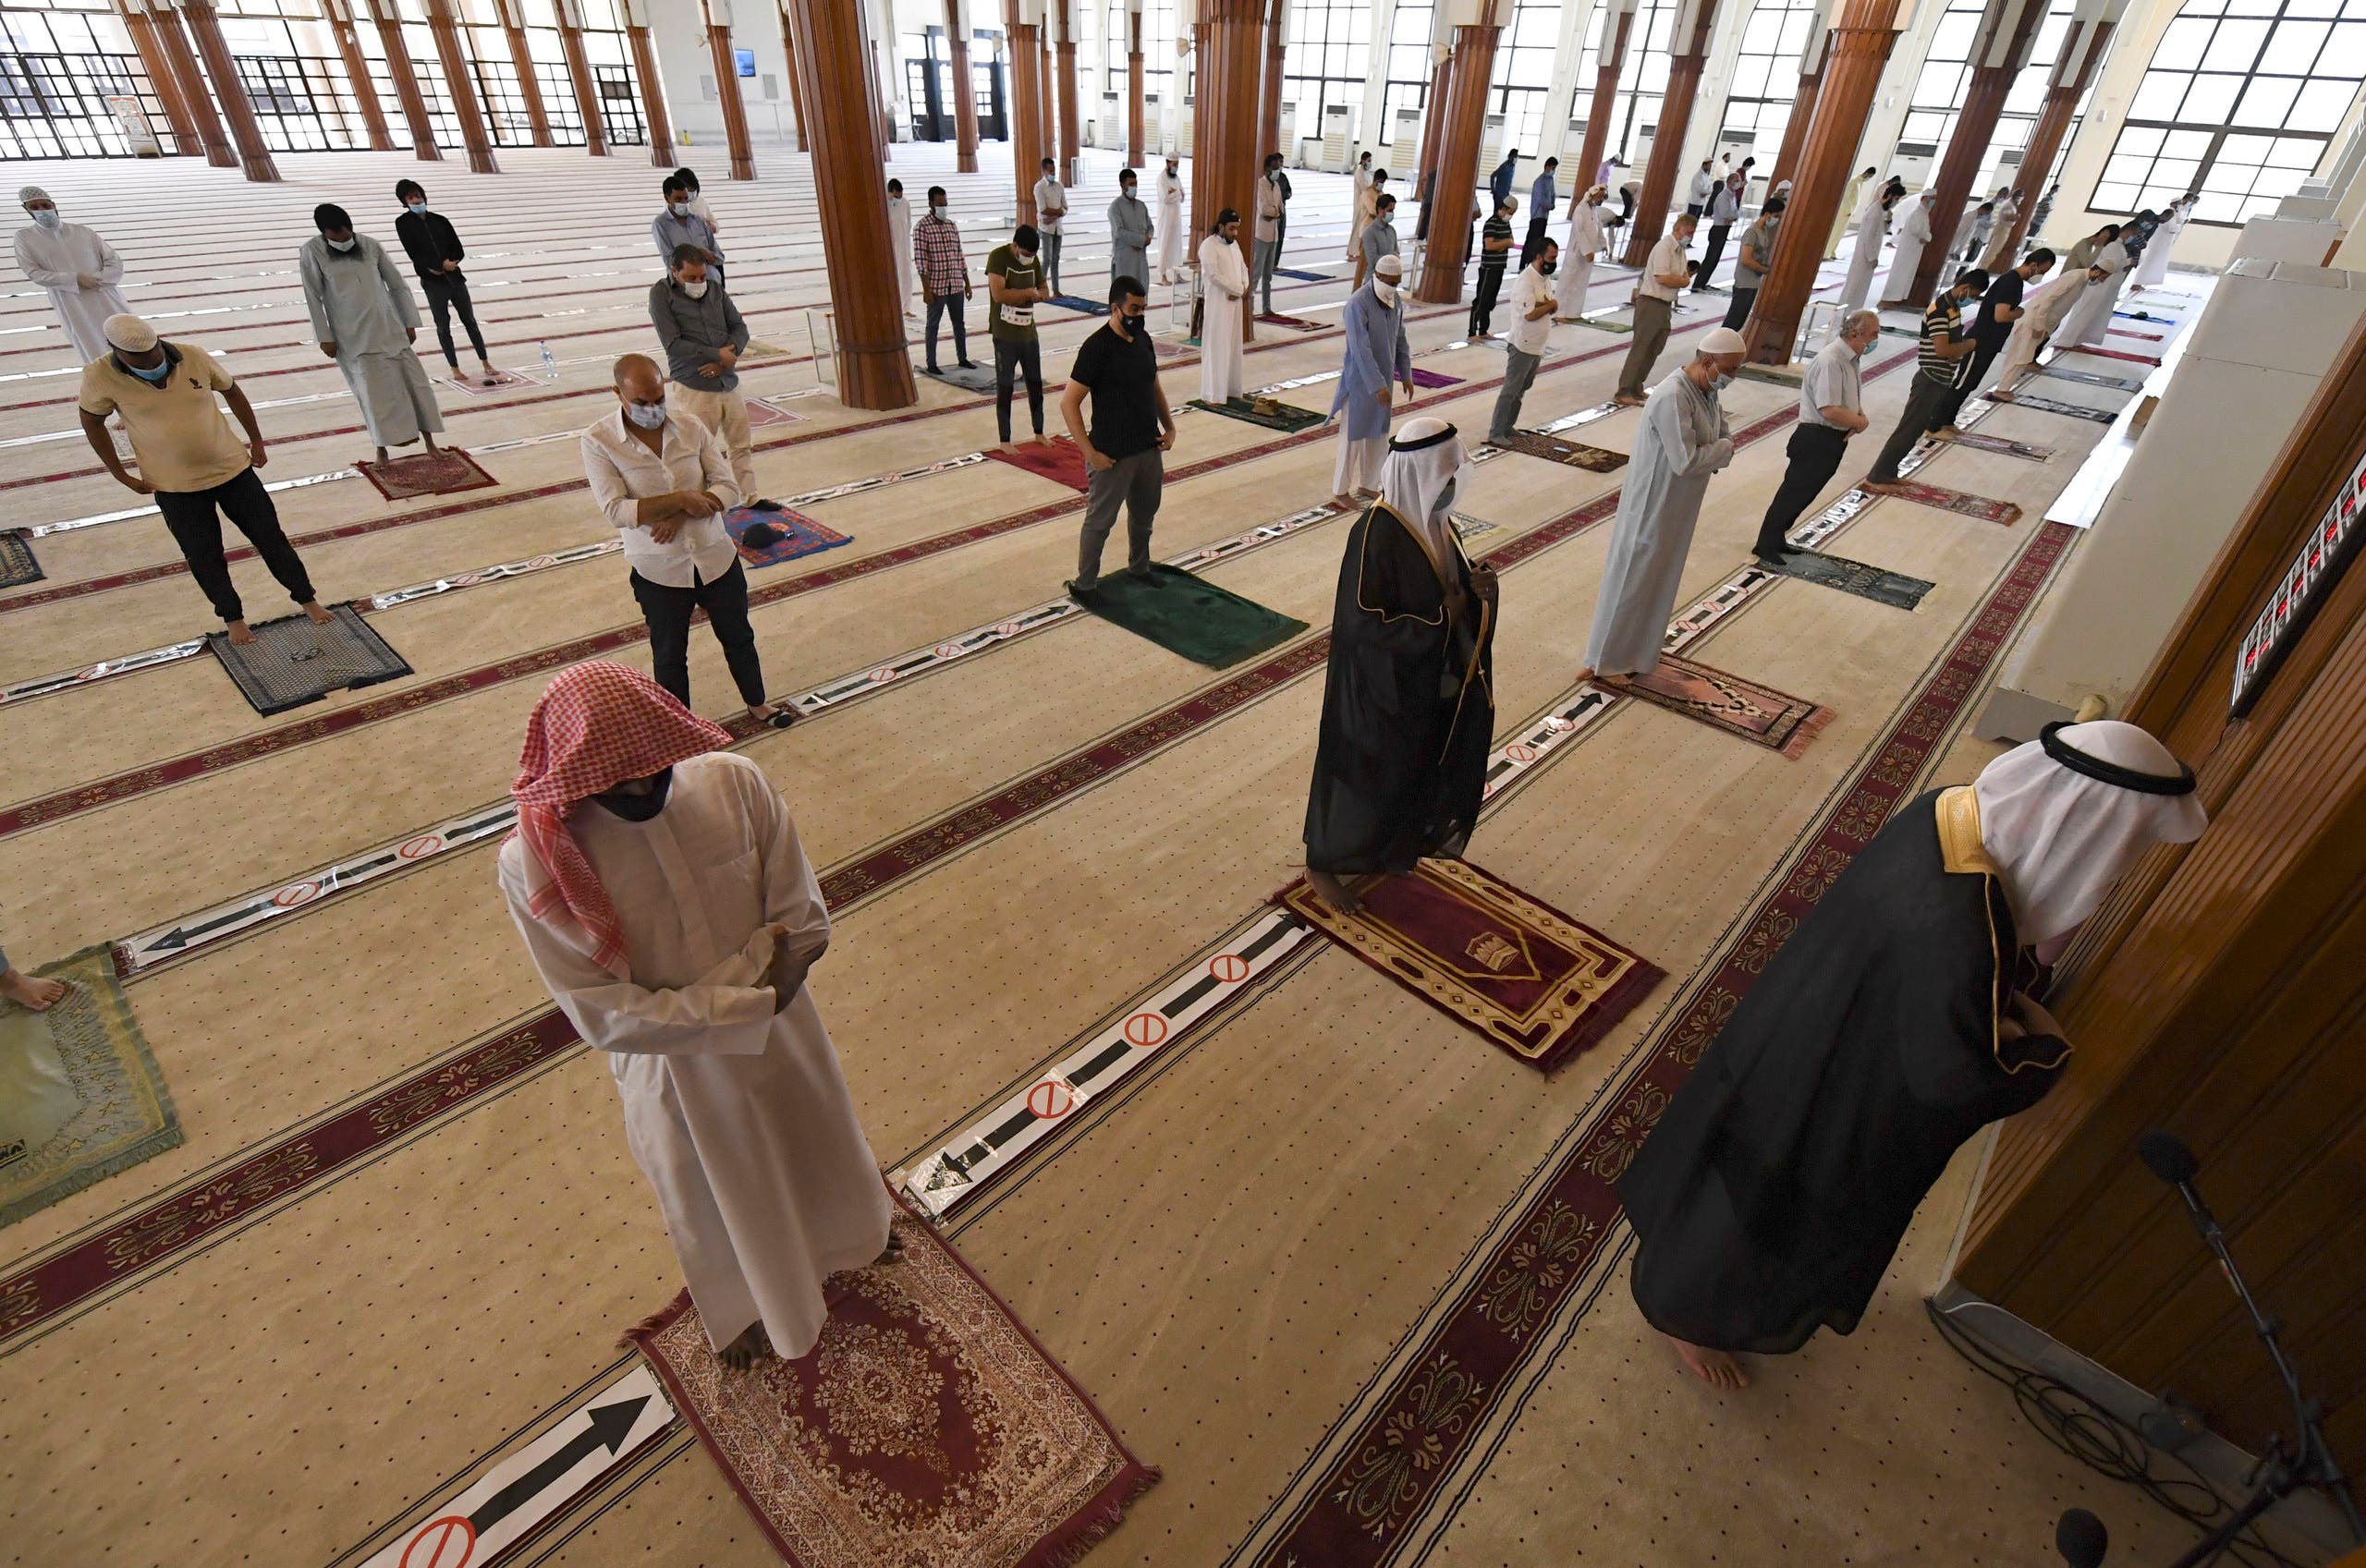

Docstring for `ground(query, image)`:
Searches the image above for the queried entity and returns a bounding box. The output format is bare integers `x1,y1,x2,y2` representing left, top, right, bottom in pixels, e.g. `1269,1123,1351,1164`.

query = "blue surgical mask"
1713,371,1735,389
626,399,666,430
30,208,58,230
407,201,428,215
128,358,171,383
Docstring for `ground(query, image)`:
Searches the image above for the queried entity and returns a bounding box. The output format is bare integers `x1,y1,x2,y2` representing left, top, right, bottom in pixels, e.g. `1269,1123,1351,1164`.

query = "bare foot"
719,1320,773,1370
1662,1331,1750,1390
1306,868,1364,915
1574,665,1598,686
874,1233,905,1266
1860,479,1909,495
0,969,67,1011
1332,492,1357,510
1612,393,1646,407
373,446,389,465
1934,424,1964,440
301,601,336,626
1989,388,2017,402
226,619,258,646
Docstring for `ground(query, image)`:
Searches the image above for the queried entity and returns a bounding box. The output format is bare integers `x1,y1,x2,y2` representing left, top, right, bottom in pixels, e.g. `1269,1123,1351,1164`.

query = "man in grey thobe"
1358,193,1399,290
1109,169,1153,284
299,202,444,465
1579,327,1748,681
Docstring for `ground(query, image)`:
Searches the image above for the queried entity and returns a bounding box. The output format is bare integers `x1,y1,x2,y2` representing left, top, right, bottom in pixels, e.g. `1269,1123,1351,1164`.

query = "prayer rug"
354,447,497,501
1488,429,1628,473
2075,344,2162,366
2109,326,2165,341
1186,395,1326,433
1592,654,1833,759
2040,364,2142,391
1942,430,2054,461
626,1192,1159,1568
725,506,851,570
1,945,180,1231
1151,337,1189,361
207,604,413,716
1254,311,1323,331
1407,367,1464,389
1275,267,1336,282
1764,547,1934,611
745,398,807,427
1874,479,2025,526
1047,294,1109,315
1068,564,1308,668
0,529,41,589
983,437,1092,492
2006,392,2118,423
1274,858,1664,1073
923,362,999,395
436,366,538,397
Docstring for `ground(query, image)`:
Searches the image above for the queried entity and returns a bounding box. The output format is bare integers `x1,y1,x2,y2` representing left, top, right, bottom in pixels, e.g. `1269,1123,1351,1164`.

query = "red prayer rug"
983,437,1092,492
1274,858,1664,1073
1942,431,2053,462
2076,344,2163,365
1488,429,1628,473
725,506,852,569
747,398,808,428
1151,336,1189,361
626,1192,1159,1568
1873,479,2025,526
1591,653,1833,759
354,447,497,501
1254,310,1323,331
1408,367,1464,389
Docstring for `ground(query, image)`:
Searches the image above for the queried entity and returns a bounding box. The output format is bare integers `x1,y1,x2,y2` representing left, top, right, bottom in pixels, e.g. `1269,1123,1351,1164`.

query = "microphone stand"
2155,1161,2364,1566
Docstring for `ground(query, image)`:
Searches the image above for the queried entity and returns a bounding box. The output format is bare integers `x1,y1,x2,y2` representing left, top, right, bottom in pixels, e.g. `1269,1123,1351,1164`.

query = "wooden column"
624,1,676,166
362,0,440,158
1007,5,1044,222
1955,307,2366,1473
1904,0,2045,307
1038,24,1056,170
1258,0,1283,164
704,0,758,178
116,0,204,157
945,0,978,172
1741,0,1905,363
1054,0,1080,172
1411,5,1503,306
319,0,395,151
1571,0,1635,195
423,0,499,173
555,0,607,155
1998,11,2116,257
781,0,915,408
1619,0,1720,267
496,0,555,146
1415,44,1452,195
150,0,236,166
176,0,281,180
1765,24,1826,193
1191,0,1264,338
1127,10,1144,164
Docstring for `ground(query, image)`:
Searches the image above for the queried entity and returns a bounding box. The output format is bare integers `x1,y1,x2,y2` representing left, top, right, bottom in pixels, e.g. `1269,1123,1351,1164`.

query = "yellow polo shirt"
78,342,251,492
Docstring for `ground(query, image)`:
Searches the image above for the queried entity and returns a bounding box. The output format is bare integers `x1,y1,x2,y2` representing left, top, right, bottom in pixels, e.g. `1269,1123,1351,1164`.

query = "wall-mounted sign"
2231,442,2366,717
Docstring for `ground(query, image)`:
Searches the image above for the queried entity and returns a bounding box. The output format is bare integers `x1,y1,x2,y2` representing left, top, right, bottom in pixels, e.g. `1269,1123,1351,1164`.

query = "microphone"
2055,1507,2109,1566
2139,1130,2199,1186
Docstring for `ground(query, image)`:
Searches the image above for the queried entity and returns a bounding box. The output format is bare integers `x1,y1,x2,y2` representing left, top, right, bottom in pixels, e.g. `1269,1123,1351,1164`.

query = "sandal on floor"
759,709,797,729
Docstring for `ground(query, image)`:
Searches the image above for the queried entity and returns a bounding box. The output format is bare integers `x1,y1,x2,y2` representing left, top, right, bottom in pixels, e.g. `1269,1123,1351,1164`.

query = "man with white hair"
14,186,127,363
1329,252,1414,505
1617,721,2207,1390
1579,326,1746,682
1751,310,1878,566
1302,417,1498,915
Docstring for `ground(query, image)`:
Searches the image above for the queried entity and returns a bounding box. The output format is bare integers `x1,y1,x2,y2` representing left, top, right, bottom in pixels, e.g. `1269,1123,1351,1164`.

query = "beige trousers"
670,383,758,500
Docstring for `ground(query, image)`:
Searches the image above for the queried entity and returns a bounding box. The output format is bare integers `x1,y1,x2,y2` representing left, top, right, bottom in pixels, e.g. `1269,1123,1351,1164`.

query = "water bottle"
539,340,555,380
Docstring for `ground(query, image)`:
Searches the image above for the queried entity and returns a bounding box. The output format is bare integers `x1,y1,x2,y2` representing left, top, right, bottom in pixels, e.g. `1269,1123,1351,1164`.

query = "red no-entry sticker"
1026,1078,1077,1119
272,880,321,908
1122,1012,1168,1048
399,1516,476,1568
398,833,445,859
1208,954,1250,983
1506,743,1538,763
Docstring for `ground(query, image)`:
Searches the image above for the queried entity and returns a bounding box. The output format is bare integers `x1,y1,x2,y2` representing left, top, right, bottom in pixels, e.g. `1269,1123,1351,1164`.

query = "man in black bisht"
1302,417,1497,915
1615,721,2207,1391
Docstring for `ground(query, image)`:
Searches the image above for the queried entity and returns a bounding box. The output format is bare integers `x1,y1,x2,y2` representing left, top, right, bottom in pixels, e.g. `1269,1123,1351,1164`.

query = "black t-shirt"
1069,321,1162,458
1972,271,2024,346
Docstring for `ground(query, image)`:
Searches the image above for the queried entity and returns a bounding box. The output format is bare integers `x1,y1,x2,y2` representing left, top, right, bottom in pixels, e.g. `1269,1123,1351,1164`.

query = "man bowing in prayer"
15,187,127,365
299,204,445,468
498,662,899,1370
1329,252,1414,506
1579,327,1746,683
1616,721,2206,1390
1302,417,1497,915
1199,209,1250,406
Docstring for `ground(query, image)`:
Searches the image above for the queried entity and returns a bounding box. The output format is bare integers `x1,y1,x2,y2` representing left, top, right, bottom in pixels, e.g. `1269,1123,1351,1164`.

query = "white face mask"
1372,278,1398,306
326,237,357,253
625,399,666,430
931,203,948,218
680,278,708,299
30,208,58,229
669,201,691,218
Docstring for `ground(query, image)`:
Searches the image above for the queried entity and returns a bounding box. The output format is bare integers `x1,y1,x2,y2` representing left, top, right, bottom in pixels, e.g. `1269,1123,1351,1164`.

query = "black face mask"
593,766,673,821
1539,261,1556,275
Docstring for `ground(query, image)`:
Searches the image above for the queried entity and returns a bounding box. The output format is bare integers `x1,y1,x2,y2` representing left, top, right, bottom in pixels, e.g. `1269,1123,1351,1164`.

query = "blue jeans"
925,294,970,368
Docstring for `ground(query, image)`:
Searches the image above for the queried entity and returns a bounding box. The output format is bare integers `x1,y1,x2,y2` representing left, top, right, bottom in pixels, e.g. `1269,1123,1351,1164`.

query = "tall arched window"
1379,1,1436,156
1721,0,1819,157
1901,0,2092,197
1103,0,1177,112
1486,0,1561,155
1576,0,1676,166
2092,0,2366,225
1283,0,1372,144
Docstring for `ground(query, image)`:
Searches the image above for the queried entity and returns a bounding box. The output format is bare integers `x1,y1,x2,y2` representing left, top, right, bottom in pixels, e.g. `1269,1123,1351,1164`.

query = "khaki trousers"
669,383,758,501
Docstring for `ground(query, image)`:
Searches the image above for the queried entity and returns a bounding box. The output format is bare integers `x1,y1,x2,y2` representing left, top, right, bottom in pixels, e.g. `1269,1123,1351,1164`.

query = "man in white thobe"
499,661,896,1368
1879,192,1935,307
1156,156,1185,282
2130,195,2194,289
1979,190,2021,273
1839,190,1893,315
1198,209,1250,404
14,186,126,364
1558,186,1608,319
1579,327,1746,682
2054,237,2128,349
887,178,916,316
299,202,445,465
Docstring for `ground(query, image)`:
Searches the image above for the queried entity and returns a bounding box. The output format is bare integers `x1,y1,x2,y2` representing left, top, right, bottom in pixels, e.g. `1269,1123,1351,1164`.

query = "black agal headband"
2039,722,2197,796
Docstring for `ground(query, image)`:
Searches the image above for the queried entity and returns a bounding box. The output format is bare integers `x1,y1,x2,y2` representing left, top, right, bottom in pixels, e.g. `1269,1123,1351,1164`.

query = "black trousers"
1932,336,2006,430
1867,374,1957,484
1721,285,1759,331
420,271,487,370
155,467,314,625
630,559,767,709
1754,424,1849,559
1519,213,1552,268
994,336,1044,441
1694,223,1733,289
1469,263,1508,335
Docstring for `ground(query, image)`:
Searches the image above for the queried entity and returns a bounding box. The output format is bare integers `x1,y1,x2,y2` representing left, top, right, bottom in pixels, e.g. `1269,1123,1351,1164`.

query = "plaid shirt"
913,213,969,298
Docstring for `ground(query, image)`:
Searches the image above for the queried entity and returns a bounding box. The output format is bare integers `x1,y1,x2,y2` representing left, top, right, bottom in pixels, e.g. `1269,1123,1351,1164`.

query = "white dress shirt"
1506,264,1555,355
1797,336,1865,430
1033,176,1066,234
581,406,744,588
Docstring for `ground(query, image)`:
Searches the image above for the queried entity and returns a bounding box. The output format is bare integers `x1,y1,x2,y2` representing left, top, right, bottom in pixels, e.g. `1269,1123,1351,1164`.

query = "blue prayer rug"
726,506,853,569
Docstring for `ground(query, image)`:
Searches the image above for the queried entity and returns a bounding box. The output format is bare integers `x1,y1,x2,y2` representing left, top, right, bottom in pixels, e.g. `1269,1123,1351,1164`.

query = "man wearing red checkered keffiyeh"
498,662,896,1367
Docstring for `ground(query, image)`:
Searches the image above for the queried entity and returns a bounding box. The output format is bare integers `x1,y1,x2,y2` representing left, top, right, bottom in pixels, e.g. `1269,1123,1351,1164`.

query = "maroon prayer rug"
1255,310,1323,331
1943,431,2053,462
626,1192,1159,1568
1408,367,1464,389
1873,479,2025,526
1592,653,1833,759
983,437,1092,492
1488,429,1629,473
2073,344,2162,366
747,398,808,428
354,447,497,501
1275,858,1664,1073
437,366,539,396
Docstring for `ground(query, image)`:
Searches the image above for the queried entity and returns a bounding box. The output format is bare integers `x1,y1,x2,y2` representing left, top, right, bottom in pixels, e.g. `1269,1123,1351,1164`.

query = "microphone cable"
1924,1298,2313,1567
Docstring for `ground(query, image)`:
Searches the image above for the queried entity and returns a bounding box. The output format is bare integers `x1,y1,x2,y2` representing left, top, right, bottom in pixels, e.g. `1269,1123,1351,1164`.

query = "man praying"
1614,212,1695,407
1111,168,1154,286
1063,276,1176,593
15,185,126,365
1616,721,2207,1390
649,245,775,508
1751,310,1879,566
1155,156,1185,283
1198,209,1250,405
1487,239,1557,444
1302,417,1498,915
1863,267,1987,490
299,203,445,467
1031,156,1067,296
498,662,899,1370
1329,253,1414,506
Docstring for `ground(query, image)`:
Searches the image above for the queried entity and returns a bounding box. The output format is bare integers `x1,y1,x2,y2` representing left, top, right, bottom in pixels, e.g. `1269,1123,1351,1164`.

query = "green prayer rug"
1186,396,1327,433
1,945,181,1230
1069,565,1309,668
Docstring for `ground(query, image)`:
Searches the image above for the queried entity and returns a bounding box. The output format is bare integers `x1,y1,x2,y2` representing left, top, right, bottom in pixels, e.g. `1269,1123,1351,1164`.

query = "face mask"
680,278,708,299
1122,308,1146,327
932,202,948,218
1539,260,1556,275
1712,371,1735,389
593,767,673,821
407,201,427,215
326,237,356,253
1436,480,1457,515
1121,187,1136,200
669,201,691,218
128,358,171,383
30,209,58,230
1015,249,1036,263
1372,279,1398,306
625,399,666,430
